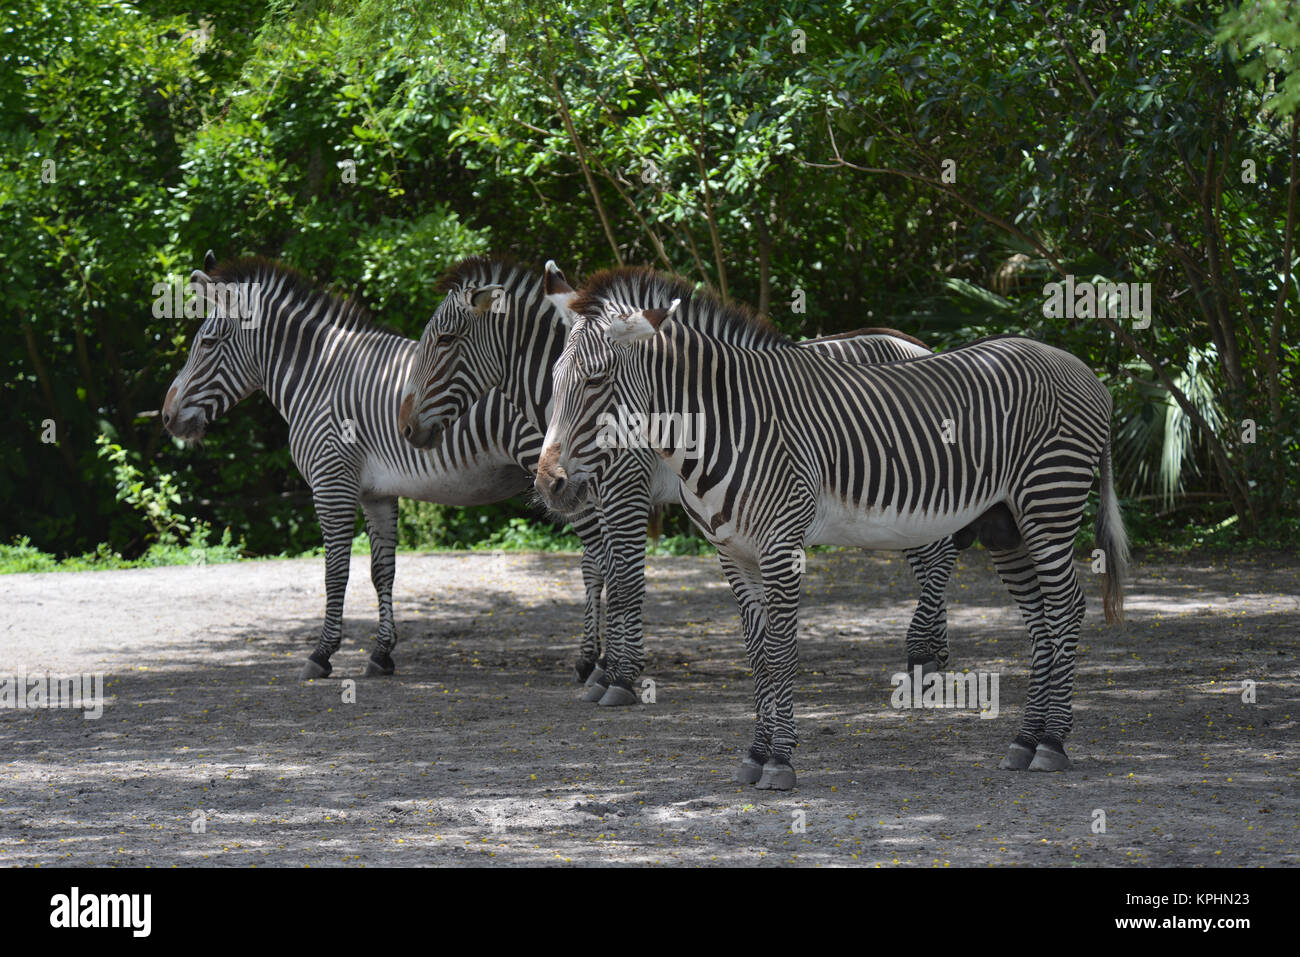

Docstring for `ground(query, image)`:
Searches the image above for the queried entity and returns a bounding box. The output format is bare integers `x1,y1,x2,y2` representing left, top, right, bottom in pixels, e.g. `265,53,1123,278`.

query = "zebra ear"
543,260,578,317
468,284,504,314
204,250,217,273
543,260,574,295
642,297,682,330
607,297,680,343
606,312,658,343
187,269,223,322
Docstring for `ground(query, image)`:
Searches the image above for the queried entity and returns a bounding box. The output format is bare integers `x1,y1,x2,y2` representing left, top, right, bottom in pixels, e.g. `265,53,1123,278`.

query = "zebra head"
535,288,679,516
399,258,577,449
162,253,261,442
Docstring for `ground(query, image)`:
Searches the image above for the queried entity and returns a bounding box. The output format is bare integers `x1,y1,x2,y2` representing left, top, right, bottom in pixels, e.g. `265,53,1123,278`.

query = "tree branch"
545,60,623,265
806,114,1257,528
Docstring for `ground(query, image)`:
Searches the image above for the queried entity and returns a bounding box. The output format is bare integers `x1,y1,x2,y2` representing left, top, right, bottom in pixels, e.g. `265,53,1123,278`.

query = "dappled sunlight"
1,549,1297,866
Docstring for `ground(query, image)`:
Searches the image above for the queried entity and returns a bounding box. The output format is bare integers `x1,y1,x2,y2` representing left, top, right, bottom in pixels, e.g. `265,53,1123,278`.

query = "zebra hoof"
580,675,610,703
575,659,597,683
597,683,637,707
754,759,796,791
583,664,607,689
906,656,940,676
299,654,332,681
998,742,1035,771
1028,737,1070,772
364,652,395,677
734,755,765,785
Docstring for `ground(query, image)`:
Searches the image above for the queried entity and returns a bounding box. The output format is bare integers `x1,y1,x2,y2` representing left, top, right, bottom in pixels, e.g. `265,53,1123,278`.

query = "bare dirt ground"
1,547,1296,867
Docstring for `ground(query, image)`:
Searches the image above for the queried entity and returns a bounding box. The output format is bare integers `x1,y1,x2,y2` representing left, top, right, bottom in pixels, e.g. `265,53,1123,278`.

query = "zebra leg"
569,510,608,686
592,503,651,707
299,484,362,680
718,551,773,784
901,537,957,672
498,393,612,687
985,544,1048,769
753,544,806,791
360,497,399,677
1001,453,1096,772
990,517,1087,771
1020,531,1087,772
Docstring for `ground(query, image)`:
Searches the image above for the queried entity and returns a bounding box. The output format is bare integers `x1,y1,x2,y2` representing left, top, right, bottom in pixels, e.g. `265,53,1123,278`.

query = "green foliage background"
1,0,1295,563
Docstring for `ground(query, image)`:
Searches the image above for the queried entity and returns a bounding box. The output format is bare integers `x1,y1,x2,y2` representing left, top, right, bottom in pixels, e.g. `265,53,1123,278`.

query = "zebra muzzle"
404,421,443,449
535,460,591,514
164,406,206,441
396,391,443,448
536,462,568,499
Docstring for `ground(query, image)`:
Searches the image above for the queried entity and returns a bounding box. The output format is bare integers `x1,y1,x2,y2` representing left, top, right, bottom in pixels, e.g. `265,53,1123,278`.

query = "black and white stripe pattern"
538,268,1128,787
403,260,964,704
162,256,606,680
397,257,614,684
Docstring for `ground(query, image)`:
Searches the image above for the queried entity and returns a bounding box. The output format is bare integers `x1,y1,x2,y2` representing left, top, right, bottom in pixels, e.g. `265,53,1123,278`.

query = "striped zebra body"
400,259,962,705
397,257,616,682
537,268,1128,788
571,300,966,700
162,256,607,679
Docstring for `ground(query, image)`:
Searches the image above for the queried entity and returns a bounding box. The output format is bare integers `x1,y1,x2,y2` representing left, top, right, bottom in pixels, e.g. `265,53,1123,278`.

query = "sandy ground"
0,546,1296,867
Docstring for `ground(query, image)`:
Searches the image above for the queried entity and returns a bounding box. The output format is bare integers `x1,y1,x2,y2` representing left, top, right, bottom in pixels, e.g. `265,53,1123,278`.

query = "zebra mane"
435,254,536,294
814,326,929,349
572,267,788,348
210,257,405,339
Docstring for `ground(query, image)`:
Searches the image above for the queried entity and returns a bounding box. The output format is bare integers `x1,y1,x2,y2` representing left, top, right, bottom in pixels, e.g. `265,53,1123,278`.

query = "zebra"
162,252,608,681
536,268,1128,789
399,258,977,705
395,256,621,689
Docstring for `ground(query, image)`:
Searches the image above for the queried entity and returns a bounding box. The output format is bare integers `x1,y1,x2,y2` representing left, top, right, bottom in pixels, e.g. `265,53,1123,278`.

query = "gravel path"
1,548,1296,867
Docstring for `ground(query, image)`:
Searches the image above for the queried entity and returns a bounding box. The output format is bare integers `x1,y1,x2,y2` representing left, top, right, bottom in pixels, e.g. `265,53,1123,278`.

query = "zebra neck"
644,332,752,483
502,307,568,432
253,286,401,419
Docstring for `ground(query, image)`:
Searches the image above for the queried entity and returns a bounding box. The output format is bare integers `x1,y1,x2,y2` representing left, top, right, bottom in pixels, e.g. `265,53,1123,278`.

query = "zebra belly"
806,496,1000,550
649,460,684,507
361,460,529,506
676,485,764,564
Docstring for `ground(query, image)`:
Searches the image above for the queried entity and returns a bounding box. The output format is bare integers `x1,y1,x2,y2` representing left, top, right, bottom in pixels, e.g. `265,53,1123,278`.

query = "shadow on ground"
0,548,1296,866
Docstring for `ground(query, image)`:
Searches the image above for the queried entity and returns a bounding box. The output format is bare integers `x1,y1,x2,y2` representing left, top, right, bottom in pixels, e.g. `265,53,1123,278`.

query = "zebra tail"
1096,434,1130,625
646,504,668,545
